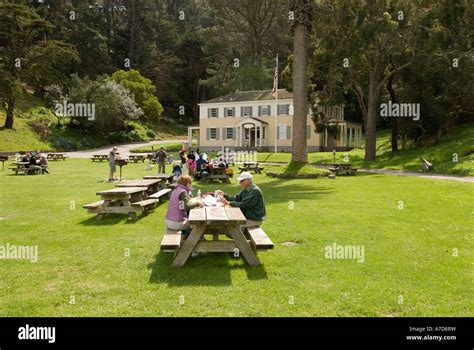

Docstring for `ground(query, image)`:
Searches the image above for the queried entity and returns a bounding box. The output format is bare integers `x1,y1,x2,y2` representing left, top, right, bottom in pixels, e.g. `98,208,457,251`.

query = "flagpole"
274,54,278,153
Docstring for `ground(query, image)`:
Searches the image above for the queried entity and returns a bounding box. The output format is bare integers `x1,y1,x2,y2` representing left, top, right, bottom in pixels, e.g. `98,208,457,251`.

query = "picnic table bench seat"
10,165,42,175
148,188,172,200
160,229,182,252
238,166,264,174
131,198,159,208
246,227,274,251
83,200,105,209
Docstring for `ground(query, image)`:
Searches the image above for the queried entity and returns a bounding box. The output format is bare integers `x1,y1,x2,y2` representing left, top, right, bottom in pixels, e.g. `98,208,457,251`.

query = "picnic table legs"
171,224,260,267
172,225,206,267
227,225,260,267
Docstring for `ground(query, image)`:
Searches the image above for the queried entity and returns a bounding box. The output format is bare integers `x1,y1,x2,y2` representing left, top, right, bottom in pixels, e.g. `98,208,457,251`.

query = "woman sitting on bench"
165,175,203,238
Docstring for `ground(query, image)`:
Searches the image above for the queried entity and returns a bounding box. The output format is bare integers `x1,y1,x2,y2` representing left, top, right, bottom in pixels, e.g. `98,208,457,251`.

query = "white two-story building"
187,89,362,152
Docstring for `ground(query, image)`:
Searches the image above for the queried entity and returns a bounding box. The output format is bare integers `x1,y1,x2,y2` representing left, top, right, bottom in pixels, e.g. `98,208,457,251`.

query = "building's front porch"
235,117,268,149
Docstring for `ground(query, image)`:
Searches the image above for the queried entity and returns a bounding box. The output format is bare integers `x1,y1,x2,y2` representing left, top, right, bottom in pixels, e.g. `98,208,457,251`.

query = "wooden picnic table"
239,162,264,174
83,187,156,221
143,173,175,184
327,163,357,176
90,154,109,162
0,155,8,171
201,166,231,184
129,154,147,163
47,153,67,161
9,162,42,175
170,206,261,267
116,178,163,194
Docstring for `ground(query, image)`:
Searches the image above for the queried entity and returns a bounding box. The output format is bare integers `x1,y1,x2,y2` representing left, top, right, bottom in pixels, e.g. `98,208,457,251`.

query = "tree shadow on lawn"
147,252,268,287
256,177,336,203
78,210,154,226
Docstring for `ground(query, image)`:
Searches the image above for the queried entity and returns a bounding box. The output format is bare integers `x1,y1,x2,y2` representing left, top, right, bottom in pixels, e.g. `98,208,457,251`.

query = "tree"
111,69,163,121
309,0,428,161
67,74,143,133
0,2,79,129
208,0,283,67
290,0,313,163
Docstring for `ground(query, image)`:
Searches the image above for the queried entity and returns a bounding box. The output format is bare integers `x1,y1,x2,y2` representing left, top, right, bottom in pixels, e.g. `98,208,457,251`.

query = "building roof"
236,117,269,125
201,89,292,104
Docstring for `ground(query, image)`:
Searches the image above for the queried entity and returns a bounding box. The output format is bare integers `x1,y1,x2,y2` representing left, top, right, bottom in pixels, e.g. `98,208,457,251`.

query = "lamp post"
332,149,336,164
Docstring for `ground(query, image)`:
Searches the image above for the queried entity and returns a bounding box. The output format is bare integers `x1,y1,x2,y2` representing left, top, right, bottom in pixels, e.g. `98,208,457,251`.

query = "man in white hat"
219,172,266,228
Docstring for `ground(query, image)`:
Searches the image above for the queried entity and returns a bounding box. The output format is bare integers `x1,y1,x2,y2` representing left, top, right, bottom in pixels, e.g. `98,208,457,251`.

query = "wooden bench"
161,229,182,252
148,188,172,201
246,227,274,251
238,166,264,174
83,200,105,210
129,155,146,163
47,153,67,161
90,155,108,162
131,198,159,208
328,166,357,176
10,165,42,175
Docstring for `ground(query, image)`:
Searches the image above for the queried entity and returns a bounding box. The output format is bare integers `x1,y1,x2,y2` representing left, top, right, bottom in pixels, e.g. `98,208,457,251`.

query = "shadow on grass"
79,210,154,226
147,252,268,286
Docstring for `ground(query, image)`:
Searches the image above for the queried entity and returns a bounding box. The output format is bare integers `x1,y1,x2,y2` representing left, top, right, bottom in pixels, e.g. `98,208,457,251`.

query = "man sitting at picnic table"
219,172,266,228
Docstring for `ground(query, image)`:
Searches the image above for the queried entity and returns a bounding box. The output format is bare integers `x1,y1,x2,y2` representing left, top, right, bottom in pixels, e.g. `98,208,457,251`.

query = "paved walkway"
65,140,183,159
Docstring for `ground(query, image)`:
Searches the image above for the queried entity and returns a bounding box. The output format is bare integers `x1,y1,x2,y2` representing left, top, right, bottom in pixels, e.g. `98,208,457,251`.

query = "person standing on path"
108,146,119,181
156,147,167,174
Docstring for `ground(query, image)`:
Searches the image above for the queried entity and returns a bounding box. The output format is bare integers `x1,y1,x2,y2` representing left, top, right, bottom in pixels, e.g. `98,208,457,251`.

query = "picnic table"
201,166,231,184
0,155,8,171
9,162,42,175
143,173,175,184
90,154,109,162
162,206,273,267
116,179,165,195
47,153,67,161
327,163,357,176
129,154,147,163
238,162,264,174
83,187,157,221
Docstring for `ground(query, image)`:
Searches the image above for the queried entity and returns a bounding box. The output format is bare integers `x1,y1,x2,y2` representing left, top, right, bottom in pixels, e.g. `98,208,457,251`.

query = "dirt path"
64,139,183,159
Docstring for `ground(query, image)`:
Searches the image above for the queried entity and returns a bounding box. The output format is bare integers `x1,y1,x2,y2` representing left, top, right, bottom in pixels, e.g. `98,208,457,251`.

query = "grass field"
0,159,472,317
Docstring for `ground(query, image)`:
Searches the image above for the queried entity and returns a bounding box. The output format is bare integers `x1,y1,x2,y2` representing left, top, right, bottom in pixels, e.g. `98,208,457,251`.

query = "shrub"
52,137,78,151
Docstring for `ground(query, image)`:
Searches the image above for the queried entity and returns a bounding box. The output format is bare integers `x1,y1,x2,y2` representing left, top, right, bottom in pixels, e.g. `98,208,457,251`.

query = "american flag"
272,65,278,99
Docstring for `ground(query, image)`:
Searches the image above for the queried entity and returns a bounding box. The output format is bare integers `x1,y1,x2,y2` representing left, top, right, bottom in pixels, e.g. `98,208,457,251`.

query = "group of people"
179,148,229,179
165,170,266,256
20,151,49,174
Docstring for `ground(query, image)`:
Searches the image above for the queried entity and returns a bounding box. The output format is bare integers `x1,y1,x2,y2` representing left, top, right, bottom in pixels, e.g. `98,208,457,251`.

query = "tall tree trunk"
3,97,15,129
290,23,308,163
387,57,398,153
364,78,378,162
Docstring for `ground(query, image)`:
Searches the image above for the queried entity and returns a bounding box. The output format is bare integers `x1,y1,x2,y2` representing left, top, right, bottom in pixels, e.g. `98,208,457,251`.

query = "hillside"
0,97,187,153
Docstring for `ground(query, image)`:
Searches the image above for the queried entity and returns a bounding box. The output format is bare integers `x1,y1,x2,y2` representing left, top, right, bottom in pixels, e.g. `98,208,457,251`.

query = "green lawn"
0,159,472,316
258,124,474,176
